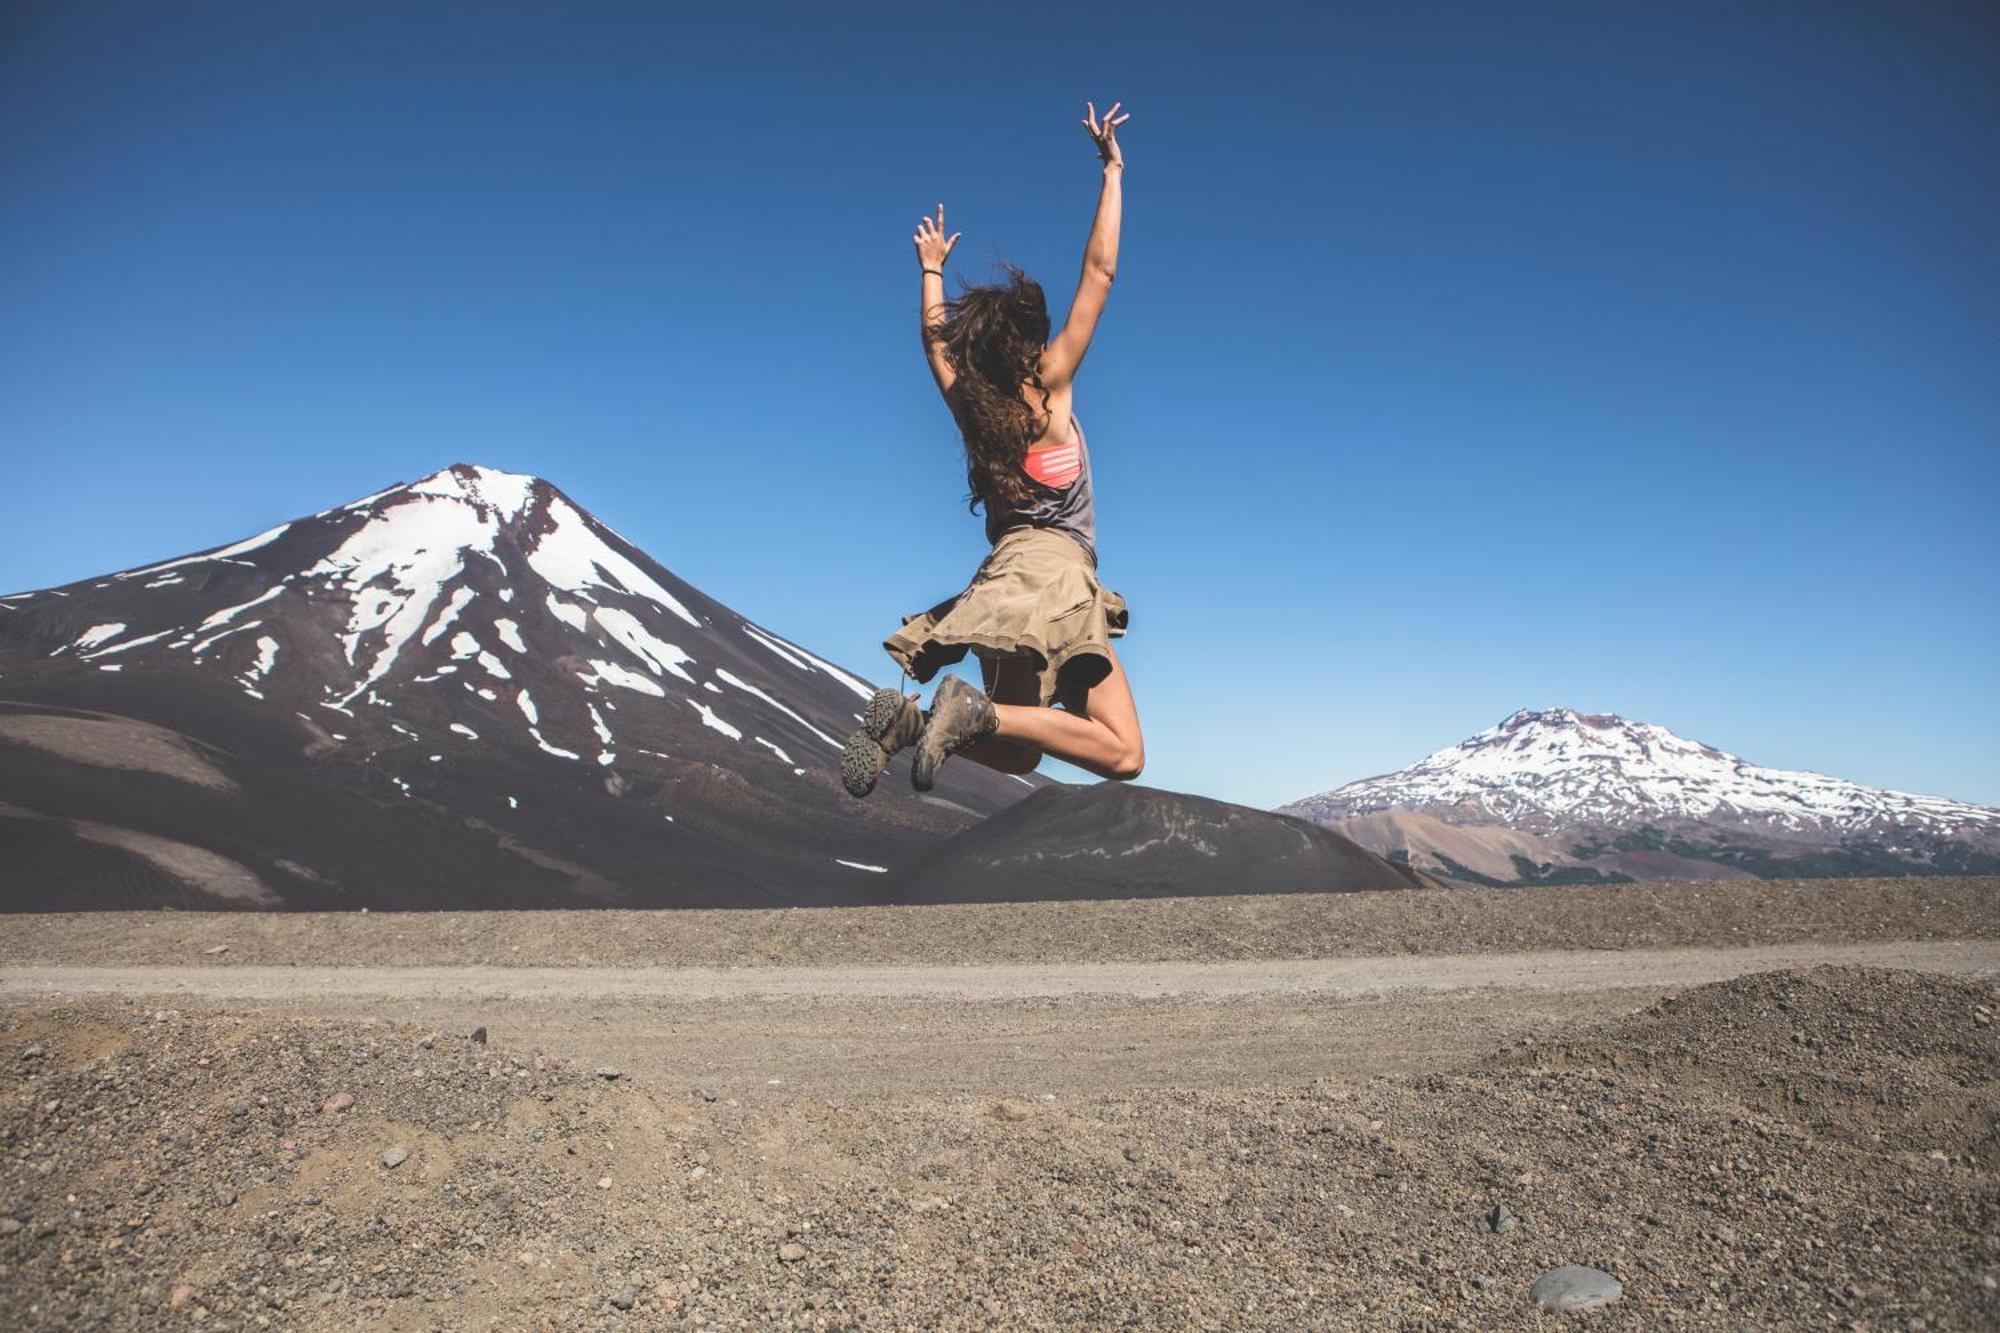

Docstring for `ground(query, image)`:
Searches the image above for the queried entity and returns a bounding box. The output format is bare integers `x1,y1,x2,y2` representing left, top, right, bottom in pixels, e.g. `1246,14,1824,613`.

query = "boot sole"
841,688,910,798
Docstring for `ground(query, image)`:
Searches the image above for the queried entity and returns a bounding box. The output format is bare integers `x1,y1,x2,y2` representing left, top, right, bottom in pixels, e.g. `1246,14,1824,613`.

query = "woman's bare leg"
990,645,1144,781
956,657,1045,775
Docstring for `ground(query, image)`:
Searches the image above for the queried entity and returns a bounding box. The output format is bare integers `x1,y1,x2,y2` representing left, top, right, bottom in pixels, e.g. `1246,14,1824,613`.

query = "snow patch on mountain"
525,494,701,628
1287,708,2000,841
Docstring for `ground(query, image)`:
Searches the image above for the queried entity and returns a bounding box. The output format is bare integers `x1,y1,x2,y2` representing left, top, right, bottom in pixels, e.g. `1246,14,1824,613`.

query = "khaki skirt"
884,526,1129,711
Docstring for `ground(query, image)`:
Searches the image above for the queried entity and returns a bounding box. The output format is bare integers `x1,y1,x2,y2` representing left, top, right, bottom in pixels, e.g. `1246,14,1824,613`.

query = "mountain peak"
1281,710,2000,852
1497,707,1624,731
401,463,544,521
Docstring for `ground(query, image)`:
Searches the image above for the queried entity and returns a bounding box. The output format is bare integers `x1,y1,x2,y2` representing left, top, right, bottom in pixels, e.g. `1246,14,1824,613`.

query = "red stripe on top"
1023,439,1081,489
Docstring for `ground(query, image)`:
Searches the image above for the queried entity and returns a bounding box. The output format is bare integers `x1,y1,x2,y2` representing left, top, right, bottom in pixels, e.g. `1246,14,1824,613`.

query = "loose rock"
1529,1265,1624,1311
382,1146,410,1169
608,1284,637,1310
778,1241,807,1263
321,1092,355,1114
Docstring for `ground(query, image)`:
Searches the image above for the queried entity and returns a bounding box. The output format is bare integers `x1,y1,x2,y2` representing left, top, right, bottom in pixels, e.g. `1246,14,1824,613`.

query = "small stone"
778,1241,807,1263
417,1034,435,1049
992,1100,1034,1123
608,1284,637,1311
469,1027,487,1045
1529,1265,1623,1311
168,1283,199,1310
202,945,230,956
322,1092,355,1115
382,1146,410,1169
596,1176,613,1190
1487,1203,1520,1234
697,1088,717,1103
1122,1146,1144,1164
19,1045,44,1060
595,1067,622,1081
0,1217,21,1235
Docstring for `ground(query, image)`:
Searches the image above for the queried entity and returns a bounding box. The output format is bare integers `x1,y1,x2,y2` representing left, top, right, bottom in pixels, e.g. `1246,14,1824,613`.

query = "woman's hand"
1082,100,1130,167
914,204,960,271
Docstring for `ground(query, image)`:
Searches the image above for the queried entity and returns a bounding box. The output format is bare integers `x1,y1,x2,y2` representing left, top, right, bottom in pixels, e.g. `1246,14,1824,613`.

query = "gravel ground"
3,876,1996,969
3,965,1996,1330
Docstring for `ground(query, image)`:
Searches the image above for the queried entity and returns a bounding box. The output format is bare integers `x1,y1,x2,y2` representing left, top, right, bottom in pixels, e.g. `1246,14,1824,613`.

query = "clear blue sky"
4,2,1996,809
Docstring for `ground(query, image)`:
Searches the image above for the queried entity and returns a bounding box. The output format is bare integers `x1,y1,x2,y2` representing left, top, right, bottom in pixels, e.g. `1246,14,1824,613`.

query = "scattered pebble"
608,1284,637,1310
778,1241,807,1263
1486,1203,1520,1234
202,944,230,956
470,1027,488,1044
167,1283,199,1310
596,1176,613,1190
1529,1265,1624,1311
382,1146,410,1169
321,1092,355,1114
595,1067,622,1081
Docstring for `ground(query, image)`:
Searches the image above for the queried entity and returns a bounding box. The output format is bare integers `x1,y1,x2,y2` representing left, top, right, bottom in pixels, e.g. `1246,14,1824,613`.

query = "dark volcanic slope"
0,464,1044,909
886,782,1436,904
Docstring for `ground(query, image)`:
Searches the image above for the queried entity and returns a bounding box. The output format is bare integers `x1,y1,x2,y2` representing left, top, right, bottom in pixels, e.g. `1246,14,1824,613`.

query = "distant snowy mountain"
1280,709,2000,883
0,464,1045,908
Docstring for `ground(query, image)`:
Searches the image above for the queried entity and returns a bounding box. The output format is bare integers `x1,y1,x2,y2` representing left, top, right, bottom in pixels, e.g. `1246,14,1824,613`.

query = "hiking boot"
840,688,925,798
911,674,998,793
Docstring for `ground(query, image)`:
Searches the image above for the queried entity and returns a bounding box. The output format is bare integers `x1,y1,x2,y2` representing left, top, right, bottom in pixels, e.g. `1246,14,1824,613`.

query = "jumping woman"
841,99,1144,798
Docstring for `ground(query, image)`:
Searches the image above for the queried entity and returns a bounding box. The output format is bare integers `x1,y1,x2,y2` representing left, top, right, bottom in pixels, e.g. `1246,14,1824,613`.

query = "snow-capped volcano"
1280,709,2000,883
22,463,874,764
0,464,1043,908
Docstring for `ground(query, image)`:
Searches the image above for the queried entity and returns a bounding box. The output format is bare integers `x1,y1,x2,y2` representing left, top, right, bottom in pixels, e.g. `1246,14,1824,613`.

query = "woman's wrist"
920,267,944,277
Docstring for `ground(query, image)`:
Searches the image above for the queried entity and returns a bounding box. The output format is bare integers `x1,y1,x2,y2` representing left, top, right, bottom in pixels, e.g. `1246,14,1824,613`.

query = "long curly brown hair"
924,262,1054,516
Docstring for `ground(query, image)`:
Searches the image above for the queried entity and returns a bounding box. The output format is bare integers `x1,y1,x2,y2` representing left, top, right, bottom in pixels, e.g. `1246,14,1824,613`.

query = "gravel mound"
1509,964,2000,1162
5,967,1997,1329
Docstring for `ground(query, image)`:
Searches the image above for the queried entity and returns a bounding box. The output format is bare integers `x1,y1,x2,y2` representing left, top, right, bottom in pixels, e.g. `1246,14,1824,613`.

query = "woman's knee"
1106,739,1145,782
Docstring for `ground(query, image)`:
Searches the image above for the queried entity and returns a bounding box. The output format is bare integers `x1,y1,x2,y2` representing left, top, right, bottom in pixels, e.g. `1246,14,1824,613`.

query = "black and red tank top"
984,411,1099,565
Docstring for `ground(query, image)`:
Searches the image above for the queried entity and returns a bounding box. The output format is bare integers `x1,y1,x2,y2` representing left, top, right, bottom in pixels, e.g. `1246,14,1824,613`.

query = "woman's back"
984,402,1098,564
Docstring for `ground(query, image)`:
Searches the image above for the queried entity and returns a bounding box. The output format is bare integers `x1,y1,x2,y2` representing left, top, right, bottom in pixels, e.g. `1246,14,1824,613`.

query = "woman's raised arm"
1041,100,1129,389
914,203,960,396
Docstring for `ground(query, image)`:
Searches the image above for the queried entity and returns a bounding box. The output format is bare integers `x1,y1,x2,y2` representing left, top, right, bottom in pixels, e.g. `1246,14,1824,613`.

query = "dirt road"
8,939,1993,1099
5,938,1996,1002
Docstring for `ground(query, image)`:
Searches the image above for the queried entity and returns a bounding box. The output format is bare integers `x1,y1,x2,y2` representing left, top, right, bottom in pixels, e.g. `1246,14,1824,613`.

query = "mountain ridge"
1280,708,2000,883
0,463,1044,908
